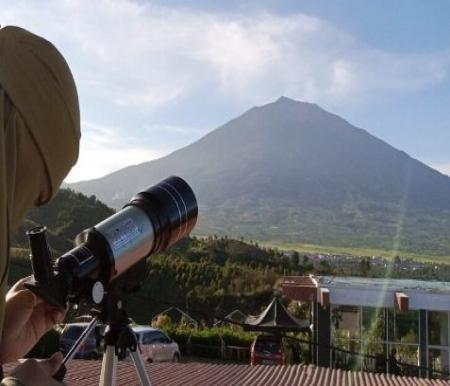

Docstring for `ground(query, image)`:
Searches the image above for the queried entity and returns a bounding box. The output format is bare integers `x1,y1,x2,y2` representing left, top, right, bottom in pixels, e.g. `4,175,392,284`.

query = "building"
283,275,450,379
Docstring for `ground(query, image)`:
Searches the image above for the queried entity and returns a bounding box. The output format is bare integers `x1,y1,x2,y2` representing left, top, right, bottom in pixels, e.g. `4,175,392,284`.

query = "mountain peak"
248,96,336,130
259,96,325,118
272,96,318,109
275,96,296,103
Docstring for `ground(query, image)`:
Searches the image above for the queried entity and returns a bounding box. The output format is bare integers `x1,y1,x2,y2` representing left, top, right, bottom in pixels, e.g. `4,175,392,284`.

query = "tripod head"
53,281,145,382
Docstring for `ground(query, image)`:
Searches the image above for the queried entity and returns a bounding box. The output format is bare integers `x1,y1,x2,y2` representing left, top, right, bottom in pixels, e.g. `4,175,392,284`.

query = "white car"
133,326,180,362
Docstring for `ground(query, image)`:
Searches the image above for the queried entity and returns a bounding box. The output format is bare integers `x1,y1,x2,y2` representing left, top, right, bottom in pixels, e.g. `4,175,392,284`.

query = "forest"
9,188,450,325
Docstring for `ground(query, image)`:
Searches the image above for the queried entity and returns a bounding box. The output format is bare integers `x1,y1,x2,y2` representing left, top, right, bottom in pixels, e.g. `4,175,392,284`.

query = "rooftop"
283,275,450,311
318,276,450,294
5,360,448,386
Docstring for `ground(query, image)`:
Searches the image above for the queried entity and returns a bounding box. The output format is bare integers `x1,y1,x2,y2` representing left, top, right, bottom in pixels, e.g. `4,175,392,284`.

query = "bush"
162,325,256,352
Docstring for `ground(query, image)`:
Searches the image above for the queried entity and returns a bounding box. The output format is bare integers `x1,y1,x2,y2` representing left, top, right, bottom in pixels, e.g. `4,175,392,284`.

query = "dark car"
60,322,104,360
250,335,291,365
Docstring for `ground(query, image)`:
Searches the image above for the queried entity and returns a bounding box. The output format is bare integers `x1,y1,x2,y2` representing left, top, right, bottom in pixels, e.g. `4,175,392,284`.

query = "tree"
290,251,300,266
287,300,309,319
151,314,173,330
360,257,371,277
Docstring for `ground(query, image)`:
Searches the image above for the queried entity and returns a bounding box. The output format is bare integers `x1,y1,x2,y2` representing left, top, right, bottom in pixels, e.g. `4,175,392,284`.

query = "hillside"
9,189,115,283
108,236,450,324
9,187,450,323
69,97,450,254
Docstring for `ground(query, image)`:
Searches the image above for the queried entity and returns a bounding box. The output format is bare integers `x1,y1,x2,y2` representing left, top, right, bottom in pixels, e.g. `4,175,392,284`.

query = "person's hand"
0,277,65,363
7,352,65,386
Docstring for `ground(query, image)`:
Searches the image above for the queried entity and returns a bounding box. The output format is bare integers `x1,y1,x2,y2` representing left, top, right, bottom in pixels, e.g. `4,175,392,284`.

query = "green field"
259,241,450,264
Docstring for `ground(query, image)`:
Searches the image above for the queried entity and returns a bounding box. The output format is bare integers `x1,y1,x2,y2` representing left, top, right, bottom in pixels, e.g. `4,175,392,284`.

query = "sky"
1,0,449,182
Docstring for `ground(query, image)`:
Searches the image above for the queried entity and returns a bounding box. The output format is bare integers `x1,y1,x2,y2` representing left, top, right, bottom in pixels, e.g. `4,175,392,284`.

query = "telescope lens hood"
126,176,198,254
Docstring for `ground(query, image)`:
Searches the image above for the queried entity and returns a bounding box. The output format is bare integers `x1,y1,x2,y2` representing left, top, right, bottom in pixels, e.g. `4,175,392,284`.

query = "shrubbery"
162,325,256,360
152,314,255,350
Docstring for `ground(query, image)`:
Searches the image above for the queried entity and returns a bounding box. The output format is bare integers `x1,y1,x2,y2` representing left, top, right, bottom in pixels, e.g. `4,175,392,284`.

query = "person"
388,347,401,375
0,26,80,385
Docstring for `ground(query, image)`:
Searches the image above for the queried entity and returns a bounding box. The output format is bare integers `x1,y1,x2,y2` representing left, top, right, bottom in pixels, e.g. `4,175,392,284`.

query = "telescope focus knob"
92,281,105,304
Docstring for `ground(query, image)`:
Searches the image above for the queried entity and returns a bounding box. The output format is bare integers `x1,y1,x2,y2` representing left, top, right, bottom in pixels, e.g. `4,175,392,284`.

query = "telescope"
25,176,197,309
24,176,197,386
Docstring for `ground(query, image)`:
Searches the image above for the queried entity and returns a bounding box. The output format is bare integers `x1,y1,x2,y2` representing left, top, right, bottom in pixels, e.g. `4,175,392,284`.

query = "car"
250,334,292,365
59,322,104,360
132,326,180,362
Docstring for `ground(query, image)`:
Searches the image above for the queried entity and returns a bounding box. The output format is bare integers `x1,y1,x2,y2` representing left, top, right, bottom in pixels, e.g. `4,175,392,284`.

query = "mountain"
69,97,450,254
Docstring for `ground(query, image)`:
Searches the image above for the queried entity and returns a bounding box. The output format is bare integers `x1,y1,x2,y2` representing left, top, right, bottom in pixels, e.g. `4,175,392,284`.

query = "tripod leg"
100,345,117,386
130,350,152,386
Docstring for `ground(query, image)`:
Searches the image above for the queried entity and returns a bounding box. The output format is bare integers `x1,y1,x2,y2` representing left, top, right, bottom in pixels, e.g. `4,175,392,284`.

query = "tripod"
99,295,151,386
58,289,151,386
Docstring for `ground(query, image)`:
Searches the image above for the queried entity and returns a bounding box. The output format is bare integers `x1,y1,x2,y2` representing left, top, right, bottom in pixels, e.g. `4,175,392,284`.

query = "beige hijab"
0,26,80,334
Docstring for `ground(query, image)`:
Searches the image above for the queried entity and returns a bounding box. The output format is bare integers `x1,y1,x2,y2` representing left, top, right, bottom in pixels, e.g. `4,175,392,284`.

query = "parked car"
133,326,180,362
250,334,292,365
60,322,104,360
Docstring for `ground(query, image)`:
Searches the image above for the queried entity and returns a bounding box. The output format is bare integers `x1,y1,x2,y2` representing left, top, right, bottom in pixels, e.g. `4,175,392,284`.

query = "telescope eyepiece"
27,226,52,285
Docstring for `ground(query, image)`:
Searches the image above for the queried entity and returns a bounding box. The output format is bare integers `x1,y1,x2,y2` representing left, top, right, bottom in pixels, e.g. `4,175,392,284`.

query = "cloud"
2,1,449,181
65,121,167,182
2,0,449,111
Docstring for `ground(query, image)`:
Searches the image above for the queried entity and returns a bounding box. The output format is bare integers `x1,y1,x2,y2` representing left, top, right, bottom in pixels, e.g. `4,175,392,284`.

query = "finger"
4,289,38,331
10,289,39,309
37,352,63,376
29,304,65,342
43,303,66,324
5,276,34,300
30,302,58,335
10,358,66,386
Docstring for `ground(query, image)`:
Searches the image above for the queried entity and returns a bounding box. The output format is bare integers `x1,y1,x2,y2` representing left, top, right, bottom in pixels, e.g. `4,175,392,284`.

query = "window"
142,331,169,344
331,306,421,375
332,305,360,340
143,332,155,344
255,339,281,354
429,348,449,377
63,326,85,340
362,307,385,344
331,305,362,371
428,312,448,346
427,311,450,378
153,332,169,343
389,310,419,344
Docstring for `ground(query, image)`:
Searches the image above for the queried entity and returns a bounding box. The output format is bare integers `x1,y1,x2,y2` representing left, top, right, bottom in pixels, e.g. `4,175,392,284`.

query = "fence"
182,341,249,363
329,343,446,379
181,336,450,380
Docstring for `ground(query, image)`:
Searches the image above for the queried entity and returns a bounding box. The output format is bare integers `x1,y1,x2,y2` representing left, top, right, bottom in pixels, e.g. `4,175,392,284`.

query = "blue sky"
2,0,449,181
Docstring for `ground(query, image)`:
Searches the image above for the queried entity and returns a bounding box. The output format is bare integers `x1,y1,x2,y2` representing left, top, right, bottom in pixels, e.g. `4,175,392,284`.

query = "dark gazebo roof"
154,306,198,327
241,297,310,332
214,309,247,326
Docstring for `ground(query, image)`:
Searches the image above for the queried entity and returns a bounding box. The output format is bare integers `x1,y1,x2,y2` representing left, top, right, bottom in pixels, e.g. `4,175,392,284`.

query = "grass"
258,241,450,264
195,234,450,264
